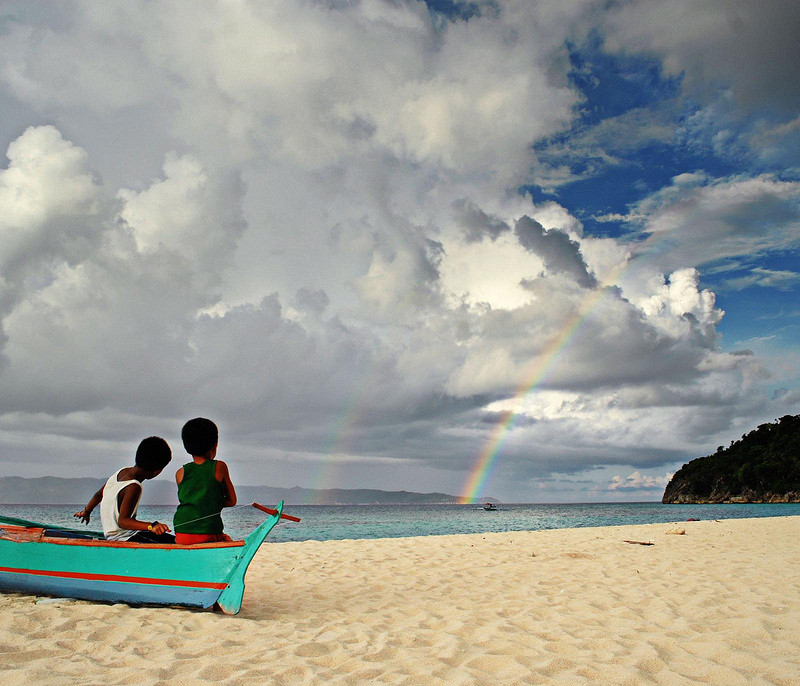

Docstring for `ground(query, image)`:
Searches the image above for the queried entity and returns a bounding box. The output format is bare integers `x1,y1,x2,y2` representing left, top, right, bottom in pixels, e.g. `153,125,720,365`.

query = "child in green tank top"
173,418,237,544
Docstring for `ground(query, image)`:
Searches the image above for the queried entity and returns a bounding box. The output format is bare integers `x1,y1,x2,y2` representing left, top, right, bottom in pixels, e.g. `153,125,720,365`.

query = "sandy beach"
1,515,799,685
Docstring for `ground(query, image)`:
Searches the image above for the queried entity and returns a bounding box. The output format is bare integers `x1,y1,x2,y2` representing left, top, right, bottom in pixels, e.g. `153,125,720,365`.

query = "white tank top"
100,468,143,541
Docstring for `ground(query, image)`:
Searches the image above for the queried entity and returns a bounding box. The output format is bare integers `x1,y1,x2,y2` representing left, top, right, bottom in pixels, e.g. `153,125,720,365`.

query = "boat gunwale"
0,525,245,550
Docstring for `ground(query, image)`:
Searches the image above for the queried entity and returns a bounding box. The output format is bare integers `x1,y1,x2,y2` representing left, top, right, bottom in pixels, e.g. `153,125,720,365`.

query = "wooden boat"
0,500,285,614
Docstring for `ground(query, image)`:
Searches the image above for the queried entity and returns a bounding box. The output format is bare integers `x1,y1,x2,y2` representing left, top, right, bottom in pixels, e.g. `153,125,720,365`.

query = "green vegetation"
662,415,800,503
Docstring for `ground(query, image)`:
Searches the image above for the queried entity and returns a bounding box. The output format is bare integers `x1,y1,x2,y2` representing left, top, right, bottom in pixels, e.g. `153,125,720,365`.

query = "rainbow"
310,353,382,503
313,285,434,501
457,263,628,504
308,404,360,504
315,247,643,504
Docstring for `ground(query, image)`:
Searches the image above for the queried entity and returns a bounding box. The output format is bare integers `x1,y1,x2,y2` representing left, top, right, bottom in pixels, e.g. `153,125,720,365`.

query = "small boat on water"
0,501,287,614
483,502,498,511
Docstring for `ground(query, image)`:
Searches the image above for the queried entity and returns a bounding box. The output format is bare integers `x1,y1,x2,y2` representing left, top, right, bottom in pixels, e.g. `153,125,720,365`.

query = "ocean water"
2,501,800,542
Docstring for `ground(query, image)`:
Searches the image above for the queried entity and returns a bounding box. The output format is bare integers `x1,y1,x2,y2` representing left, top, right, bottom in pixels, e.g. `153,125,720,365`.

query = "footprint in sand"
294,642,334,658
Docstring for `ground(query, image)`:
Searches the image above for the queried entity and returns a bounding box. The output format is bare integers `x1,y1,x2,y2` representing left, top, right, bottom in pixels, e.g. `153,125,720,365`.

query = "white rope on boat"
171,503,254,529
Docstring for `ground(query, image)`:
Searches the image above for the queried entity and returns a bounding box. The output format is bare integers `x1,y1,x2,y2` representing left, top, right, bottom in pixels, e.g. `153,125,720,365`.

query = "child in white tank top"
75,436,175,543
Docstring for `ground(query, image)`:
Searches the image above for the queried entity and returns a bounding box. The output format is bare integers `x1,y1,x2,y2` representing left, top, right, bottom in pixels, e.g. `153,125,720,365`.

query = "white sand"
1,516,799,685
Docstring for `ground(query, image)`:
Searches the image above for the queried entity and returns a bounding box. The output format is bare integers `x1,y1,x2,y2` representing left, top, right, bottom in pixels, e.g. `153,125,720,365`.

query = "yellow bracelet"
147,523,155,531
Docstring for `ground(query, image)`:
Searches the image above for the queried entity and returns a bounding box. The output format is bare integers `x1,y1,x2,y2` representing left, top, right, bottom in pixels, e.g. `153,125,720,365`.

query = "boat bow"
216,499,283,614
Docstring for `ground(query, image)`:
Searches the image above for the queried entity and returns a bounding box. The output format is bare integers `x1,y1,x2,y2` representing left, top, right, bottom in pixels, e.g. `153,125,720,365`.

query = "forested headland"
663,415,800,503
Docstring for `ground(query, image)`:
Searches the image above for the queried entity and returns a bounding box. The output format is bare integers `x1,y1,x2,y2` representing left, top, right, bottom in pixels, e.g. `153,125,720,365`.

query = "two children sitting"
75,418,237,544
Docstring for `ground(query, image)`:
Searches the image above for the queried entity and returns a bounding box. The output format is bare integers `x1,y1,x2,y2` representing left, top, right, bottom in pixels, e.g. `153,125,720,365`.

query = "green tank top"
173,460,225,534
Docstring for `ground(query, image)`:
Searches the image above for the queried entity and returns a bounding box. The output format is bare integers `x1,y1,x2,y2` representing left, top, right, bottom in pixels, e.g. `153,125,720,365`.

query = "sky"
0,0,798,503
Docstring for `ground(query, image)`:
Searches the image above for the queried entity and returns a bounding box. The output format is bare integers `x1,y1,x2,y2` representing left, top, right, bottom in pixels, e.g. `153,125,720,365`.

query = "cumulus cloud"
0,126,101,279
609,471,673,491
0,2,796,500
626,174,800,273
636,268,722,343
0,125,105,358
119,155,244,264
0,121,785,493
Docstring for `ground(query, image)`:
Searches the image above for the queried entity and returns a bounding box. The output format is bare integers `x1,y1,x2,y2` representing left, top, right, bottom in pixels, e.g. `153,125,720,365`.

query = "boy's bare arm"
74,487,104,524
117,483,171,535
215,460,237,508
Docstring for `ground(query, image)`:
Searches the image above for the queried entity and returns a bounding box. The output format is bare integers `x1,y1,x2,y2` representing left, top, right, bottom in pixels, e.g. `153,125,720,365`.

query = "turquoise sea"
2,502,800,542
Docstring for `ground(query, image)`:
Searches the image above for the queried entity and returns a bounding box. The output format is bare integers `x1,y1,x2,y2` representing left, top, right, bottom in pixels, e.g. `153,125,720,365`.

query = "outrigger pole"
252,501,301,522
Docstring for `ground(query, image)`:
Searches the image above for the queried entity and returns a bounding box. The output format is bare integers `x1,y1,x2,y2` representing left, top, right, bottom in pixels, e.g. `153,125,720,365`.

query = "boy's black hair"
182,417,219,456
135,436,172,472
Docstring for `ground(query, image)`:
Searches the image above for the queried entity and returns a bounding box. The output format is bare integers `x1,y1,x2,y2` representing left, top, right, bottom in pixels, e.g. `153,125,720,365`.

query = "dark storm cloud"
513,215,596,287
452,198,511,243
601,0,800,113
294,287,330,315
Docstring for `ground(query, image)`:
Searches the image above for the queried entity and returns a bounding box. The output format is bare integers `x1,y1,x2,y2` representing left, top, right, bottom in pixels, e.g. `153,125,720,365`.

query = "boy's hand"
149,521,171,535
74,509,90,524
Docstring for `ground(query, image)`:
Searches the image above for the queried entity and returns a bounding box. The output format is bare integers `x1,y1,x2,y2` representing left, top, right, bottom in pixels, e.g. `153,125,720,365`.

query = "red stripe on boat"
0,566,226,589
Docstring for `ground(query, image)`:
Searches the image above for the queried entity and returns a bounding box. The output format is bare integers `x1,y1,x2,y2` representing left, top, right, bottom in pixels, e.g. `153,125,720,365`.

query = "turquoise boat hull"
0,501,283,614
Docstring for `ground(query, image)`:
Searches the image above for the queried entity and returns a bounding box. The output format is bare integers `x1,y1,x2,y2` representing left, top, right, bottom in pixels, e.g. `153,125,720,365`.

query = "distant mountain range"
0,476,488,506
